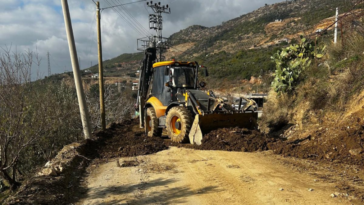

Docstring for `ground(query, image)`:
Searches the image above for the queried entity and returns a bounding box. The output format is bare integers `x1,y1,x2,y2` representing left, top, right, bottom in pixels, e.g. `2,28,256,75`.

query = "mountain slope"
80,0,362,86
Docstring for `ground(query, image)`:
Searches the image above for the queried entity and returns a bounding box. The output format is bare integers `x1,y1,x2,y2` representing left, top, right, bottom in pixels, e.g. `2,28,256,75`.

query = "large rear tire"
166,106,192,143
145,107,162,137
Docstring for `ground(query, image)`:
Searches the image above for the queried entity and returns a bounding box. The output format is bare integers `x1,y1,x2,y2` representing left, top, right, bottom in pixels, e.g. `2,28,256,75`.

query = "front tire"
145,107,162,137
166,106,192,143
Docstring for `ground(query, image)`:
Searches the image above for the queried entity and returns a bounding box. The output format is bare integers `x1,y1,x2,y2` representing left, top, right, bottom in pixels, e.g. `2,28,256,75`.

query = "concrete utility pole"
47,52,51,76
334,7,339,44
96,1,106,131
61,0,92,139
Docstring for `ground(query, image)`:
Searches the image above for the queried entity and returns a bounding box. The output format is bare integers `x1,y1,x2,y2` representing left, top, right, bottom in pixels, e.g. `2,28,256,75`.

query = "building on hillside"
132,80,139,91
91,73,99,79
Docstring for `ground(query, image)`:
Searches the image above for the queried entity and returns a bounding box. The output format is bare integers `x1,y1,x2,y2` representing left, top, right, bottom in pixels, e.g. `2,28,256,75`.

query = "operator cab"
170,67,195,88
153,61,197,87
151,61,197,105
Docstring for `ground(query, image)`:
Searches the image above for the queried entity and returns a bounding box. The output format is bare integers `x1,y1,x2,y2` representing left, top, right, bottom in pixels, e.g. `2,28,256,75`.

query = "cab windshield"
173,67,195,88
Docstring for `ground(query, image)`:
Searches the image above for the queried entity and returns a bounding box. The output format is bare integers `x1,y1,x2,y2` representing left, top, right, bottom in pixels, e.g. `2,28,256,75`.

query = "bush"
271,36,325,94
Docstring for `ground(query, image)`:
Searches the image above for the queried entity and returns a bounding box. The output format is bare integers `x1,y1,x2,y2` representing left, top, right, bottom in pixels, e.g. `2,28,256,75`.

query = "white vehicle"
232,97,258,112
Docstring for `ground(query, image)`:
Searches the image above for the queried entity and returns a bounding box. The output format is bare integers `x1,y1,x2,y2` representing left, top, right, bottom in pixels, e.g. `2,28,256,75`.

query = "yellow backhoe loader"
137,48,257,145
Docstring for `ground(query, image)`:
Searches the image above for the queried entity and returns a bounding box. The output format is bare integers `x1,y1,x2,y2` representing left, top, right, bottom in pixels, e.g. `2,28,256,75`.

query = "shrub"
271,36,325,94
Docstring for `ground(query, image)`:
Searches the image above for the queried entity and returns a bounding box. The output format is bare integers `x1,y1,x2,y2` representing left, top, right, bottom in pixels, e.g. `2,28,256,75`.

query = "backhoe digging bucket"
189,112,258,145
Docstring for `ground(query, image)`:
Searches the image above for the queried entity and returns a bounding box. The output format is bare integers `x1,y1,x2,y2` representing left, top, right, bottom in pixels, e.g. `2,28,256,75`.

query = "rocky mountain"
81,0,362,87
167,0,359,57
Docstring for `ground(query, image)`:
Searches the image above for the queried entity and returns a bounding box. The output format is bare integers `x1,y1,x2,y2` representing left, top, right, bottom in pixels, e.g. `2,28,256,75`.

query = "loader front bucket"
189,112,258,145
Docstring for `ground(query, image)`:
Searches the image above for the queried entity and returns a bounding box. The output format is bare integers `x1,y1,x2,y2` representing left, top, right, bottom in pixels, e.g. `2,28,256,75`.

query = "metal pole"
334,7,338,44
118,82,121,93
61,0,92,139
97,1,106,131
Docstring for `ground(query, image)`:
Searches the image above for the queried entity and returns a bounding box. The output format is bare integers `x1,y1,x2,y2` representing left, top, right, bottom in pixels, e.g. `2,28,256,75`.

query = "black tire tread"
166,106,192,143
146,107,162,137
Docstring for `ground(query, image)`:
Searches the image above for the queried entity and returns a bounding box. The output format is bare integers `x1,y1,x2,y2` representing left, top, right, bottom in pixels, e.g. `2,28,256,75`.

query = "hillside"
165,0,362,84
77,0,363,92
86,52,143,75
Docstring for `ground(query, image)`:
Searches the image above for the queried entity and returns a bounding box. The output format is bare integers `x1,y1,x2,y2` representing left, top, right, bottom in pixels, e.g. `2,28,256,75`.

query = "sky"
0,0,284,78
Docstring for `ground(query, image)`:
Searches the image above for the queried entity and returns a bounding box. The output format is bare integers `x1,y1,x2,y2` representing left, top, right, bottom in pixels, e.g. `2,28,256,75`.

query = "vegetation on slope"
86,52,143,74
0,49,135,193
260,18,364,134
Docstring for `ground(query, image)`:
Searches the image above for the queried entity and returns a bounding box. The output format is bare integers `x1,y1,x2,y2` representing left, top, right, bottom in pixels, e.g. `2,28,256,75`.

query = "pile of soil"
94,120,168,158
272,132,364,165
197,127,278,152
271,115,364,166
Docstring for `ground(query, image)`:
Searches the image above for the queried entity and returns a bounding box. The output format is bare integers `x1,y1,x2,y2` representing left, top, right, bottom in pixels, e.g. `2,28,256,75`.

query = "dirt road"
78,147,354,205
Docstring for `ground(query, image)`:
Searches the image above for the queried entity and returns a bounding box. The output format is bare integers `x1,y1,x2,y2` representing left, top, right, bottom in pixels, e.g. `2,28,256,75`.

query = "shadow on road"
77,178,219,205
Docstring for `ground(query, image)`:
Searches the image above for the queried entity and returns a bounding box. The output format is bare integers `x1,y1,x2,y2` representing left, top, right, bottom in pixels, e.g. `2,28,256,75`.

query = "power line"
112,0,152,36
310,0,363,38
143,2,151,14
101,0,146,11
116,0,152,36
105,0,145,36
105,0,150,36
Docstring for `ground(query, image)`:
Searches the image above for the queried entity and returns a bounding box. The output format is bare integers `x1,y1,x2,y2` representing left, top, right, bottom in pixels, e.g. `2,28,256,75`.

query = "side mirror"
204,68,209,77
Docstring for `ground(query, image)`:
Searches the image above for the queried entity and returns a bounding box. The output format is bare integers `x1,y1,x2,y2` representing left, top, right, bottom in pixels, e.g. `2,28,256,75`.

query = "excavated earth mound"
93,120,168,160
197,127,278,152
271,110,364,167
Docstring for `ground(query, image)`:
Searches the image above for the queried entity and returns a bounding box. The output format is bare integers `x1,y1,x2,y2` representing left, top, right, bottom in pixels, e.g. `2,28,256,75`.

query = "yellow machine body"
146,97,167,118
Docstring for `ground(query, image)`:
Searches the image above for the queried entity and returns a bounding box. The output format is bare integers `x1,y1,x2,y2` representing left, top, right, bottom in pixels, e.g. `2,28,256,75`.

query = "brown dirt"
93,120,168,159
99,119,363,169
271,110,364,167
7,116,364,204
197,128,277,152
78,147,364,205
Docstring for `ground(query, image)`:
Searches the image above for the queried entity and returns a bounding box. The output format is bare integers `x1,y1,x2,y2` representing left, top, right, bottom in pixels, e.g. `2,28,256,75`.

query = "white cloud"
0,0,284,78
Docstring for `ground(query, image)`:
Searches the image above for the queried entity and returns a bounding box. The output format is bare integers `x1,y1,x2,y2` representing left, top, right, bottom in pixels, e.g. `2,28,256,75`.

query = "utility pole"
61,0,92,139
96,1,106,131
146,1,170,61
47,52,51,76
334,7,338,44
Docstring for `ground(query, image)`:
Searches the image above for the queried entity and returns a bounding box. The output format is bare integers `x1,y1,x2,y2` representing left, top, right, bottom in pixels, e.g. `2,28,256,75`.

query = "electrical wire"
91,0,151,37
143,2,151,15
105,0,148,36
310,0,363,37
111,0,152,36
115,0,152,36
101,0,146,10
106,0,150,36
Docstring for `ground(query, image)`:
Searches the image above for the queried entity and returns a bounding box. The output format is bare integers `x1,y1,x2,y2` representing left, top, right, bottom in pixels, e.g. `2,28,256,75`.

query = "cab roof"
153,61,196,68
